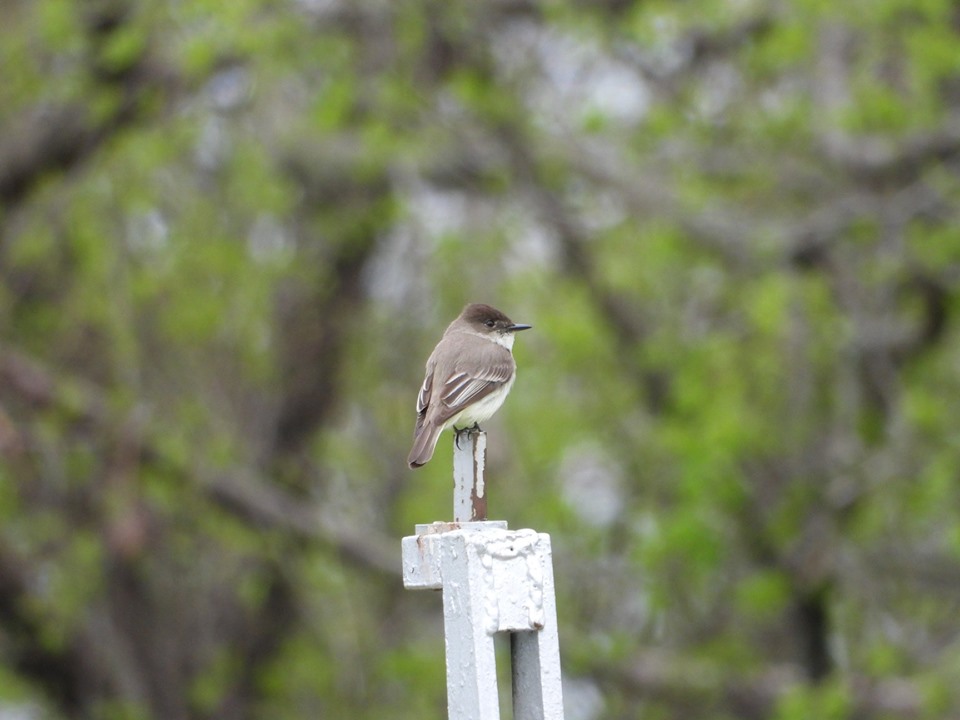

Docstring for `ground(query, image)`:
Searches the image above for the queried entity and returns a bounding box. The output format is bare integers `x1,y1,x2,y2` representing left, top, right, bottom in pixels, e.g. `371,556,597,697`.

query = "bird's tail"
408,422,443,468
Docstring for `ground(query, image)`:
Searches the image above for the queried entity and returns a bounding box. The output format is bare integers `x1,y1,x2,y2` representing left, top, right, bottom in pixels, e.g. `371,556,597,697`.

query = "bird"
407,303,531,468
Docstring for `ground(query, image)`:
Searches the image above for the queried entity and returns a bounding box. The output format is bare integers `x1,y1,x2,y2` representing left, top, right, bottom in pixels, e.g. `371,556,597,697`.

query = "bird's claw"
454,423,482,449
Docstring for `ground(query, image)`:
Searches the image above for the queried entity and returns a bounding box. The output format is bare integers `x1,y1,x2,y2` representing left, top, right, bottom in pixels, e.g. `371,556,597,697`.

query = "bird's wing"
415,362,433,418
431,339,515,425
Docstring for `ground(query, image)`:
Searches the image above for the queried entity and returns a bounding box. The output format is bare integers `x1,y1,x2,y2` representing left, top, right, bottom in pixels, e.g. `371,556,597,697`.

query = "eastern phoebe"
408,303,531,468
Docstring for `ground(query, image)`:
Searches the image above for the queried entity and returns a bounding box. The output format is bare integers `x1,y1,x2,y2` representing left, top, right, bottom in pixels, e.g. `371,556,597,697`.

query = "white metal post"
440,529,503,720
511,537,563,720
453,429,487,522
401,432,564,720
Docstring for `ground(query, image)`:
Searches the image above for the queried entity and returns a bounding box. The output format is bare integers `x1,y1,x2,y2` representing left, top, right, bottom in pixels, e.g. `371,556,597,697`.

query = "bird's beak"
509,323,532,332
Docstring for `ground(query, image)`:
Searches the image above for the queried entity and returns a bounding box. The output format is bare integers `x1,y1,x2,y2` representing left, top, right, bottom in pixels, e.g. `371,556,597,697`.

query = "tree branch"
0,348,399,578
589,650,923,720
818,121,960,184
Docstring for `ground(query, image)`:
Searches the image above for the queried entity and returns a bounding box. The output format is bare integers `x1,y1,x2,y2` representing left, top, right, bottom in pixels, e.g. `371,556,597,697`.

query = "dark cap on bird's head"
456,303,532,334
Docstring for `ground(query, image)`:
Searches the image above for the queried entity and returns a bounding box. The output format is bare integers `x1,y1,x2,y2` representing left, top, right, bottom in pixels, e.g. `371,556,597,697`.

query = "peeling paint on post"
453,429,487,522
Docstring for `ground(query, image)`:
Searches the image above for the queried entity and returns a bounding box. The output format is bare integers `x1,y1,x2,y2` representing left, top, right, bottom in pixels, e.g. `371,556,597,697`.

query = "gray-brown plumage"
408,303,531,468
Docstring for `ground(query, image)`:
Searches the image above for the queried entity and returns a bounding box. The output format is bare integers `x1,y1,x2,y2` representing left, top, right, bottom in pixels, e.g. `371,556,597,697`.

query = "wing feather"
414,331,516,429
415,361,434,417
440,363,512,408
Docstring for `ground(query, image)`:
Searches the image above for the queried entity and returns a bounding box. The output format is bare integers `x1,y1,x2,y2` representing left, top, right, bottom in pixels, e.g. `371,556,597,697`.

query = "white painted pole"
441,530,502,720
453,430,487,522
511,534,564,720
401,430,565,720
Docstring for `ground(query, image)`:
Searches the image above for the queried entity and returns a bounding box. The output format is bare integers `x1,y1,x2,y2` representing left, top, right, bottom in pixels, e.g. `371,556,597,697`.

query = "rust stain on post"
470,487,487,521
453,429,487,523
470,430,487,521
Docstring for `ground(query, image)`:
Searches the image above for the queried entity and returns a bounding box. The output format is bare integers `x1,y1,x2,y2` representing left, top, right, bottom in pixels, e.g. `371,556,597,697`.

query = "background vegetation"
2,0,960,718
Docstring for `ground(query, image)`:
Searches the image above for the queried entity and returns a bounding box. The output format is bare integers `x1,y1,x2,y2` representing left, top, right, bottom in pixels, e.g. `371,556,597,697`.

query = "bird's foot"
454,423,482,449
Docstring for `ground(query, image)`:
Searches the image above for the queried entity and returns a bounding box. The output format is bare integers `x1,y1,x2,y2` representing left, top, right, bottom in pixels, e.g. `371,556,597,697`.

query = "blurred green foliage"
2,0,960,718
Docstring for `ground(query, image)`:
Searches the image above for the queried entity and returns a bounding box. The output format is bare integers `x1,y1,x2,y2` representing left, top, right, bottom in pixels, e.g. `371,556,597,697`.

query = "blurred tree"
2,0,960,719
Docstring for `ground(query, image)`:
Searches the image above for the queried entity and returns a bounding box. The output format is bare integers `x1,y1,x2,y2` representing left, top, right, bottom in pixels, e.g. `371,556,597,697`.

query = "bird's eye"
485,319,495,328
